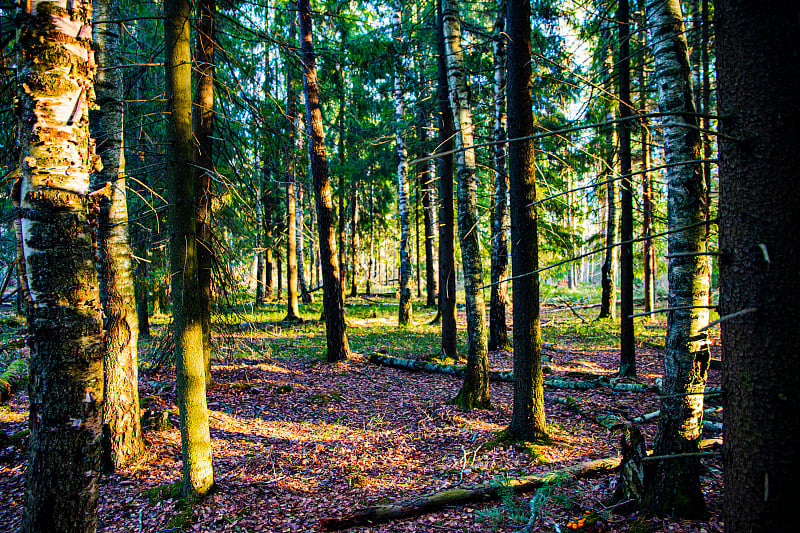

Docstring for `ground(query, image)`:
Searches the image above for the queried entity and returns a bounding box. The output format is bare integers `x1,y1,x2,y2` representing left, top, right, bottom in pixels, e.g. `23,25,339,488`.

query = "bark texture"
395,13,412,326
91,0,144,471
165,0,215,497
506,0,547,441
643,0,709,517
298,0,350,362
488,1,510,352
717,2,800,531
436,0,457,359
17,2,105,530
443,0,489,409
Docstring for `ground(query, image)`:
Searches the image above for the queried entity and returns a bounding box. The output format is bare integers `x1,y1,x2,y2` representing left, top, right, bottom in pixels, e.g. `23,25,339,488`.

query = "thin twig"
641,451,720,462
628,305,716,319
697,308,758,333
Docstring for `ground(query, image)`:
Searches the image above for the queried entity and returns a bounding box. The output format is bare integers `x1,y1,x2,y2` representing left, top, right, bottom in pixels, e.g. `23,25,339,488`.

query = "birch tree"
443,0,489,409
642,0,710,516
17,1,105,529
394,11,412,326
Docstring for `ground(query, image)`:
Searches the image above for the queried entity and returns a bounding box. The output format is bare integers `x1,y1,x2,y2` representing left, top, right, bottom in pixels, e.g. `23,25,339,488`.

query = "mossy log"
320,456,622,531
0,357,28,403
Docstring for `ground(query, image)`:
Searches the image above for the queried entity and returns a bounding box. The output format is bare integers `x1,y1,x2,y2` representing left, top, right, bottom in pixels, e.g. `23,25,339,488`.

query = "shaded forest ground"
0,293,723,532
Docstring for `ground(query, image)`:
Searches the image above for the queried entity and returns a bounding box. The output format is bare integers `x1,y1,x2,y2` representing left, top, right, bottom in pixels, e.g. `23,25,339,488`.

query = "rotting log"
0,358,28,403
320,456,622,531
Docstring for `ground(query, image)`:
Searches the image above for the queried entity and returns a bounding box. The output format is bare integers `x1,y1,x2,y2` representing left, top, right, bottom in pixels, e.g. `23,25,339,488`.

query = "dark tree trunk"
193,0,216,385
91,0,144,471
506,0,547,441
617,0,636,378
17,2,105,529
489,2,510,352
638,0,655,315
717,2,800,531
349,182,359,297
436,0,457,359
420,120,438,308
262,173,275,300
165,0,214,496
298,0,351,362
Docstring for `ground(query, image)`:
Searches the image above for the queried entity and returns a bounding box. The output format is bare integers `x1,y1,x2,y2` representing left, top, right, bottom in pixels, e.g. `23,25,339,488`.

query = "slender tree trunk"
193,0,215,386
395,12,412,326
165,0,214,497
436,0,457,358
131,85,150,337
640,0,655,314
420,120,438,308
489,1,510,352
255,186,265,305
717,2,800,531
506,0,547,441
642,0,709,517
443,0,490,409
262,171,275,299
298,0,350,362
284,14,302,321
17,3,105,529
91,0,144,471
349,181,359,297
618,0,636,378
367,179,374,296
297,181,313,302
598,9,617,321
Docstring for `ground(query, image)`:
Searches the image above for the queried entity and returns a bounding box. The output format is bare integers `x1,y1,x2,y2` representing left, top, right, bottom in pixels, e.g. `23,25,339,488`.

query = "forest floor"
0,292,724,533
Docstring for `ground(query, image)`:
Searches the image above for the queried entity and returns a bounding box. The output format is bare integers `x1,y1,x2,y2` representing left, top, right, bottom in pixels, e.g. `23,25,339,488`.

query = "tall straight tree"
91,0,144,470
194,0,216,385
165,0,214,496
298,0,351,362
717,1,800,531
639,0,655,315
419,119,438,308
617,0,636,378
642,0,710,517
436,0,457,359
506,0,547,441
394,10,412,326
284,11,302,322
488,0,510,352
443,0,490,409
17,1,105,529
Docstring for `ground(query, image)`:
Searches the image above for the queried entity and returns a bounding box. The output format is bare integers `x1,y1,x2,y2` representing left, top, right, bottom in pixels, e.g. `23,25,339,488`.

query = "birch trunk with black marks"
436,0,457,359
642,0,710,517
506,0,547,441
91,0,144,471
443,0,489,409
165,0,214,497
193,0,215,386
395,12,412,326
717,2,800,531
488,1,510,352
17,2,105,529
299,0,350,362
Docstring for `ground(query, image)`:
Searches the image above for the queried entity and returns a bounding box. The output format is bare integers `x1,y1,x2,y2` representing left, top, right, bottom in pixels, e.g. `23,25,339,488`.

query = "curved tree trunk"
443,0,490,409
436,0,457,359
506,0,547,441
717,2,800,531
298,0,351,362
488,2,510,352
193,0,216,386
642,0,709,517
17,2,105,530
166,0,214,497
395,12,412,326
91,0,144,471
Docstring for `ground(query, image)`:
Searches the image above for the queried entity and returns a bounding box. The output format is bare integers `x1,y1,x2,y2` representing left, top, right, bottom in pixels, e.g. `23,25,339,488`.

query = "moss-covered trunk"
16,2,105,530
443,0,489,409
91,0,144,471
643,0,709,517
165,0,214,497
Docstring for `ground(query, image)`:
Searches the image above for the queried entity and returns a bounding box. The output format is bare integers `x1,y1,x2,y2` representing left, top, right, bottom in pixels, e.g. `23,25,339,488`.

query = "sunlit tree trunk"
639,0,655,315
298,0,350,362
297,181,313,302
165,0,214,496
642,0,709,517
395,11,412,326
717,2,800,531
193,0,215,386
488,1,510,352
91,0,144,471
262,170,275,299
255,186,265,305
17,2,105,529
436,0,457,359
285,168,301,321
506,0,547,441
349,182,359,297
443,0,490,409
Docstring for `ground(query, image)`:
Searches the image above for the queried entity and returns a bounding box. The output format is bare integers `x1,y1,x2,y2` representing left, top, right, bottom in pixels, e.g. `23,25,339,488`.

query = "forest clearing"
1,296,724,532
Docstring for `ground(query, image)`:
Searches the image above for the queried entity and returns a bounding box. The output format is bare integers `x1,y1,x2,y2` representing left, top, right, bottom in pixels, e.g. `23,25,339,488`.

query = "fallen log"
320,456,622,531
0,357,28,403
